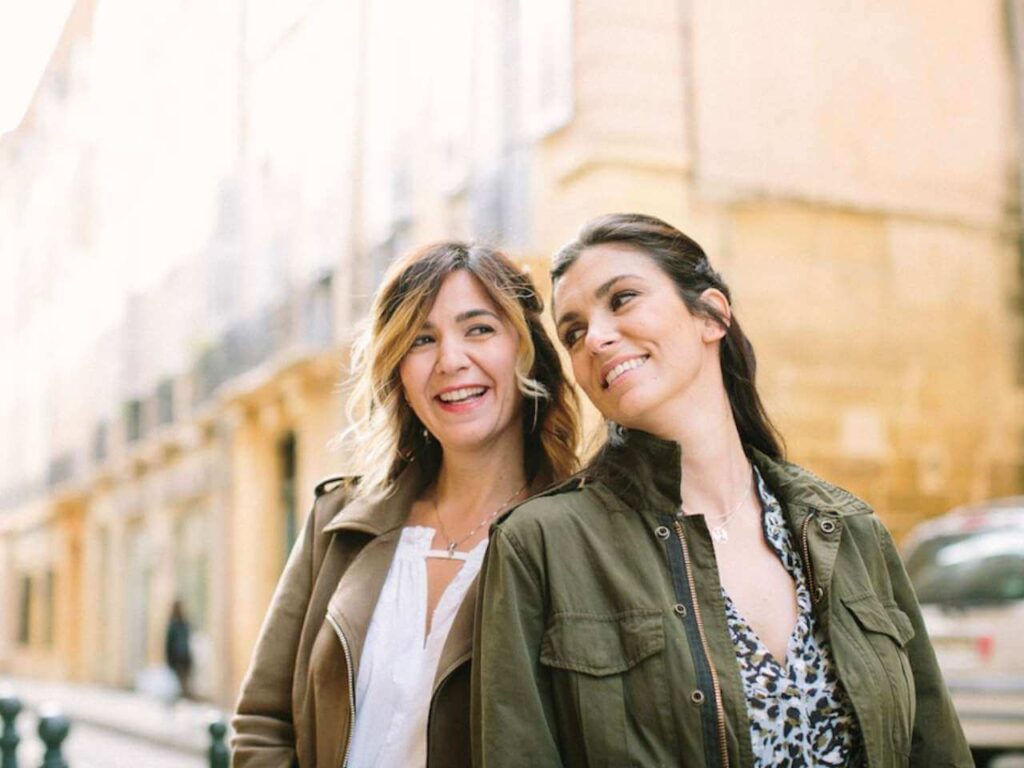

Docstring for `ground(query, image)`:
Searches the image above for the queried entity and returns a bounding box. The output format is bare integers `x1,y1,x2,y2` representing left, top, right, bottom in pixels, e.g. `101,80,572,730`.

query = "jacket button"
655,526,670,540
690,690,705,705
814,586,825,603
673,603,687,617
819,518,837,534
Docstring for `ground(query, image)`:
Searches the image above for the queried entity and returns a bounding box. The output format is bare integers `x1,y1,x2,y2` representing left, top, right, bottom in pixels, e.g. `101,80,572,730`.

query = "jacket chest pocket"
842,593,917,753
540,610,670,767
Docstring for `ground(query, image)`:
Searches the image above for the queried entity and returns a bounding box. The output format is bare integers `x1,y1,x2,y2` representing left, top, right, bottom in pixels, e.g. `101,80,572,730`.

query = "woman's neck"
656,387,750,517
432,435,528,520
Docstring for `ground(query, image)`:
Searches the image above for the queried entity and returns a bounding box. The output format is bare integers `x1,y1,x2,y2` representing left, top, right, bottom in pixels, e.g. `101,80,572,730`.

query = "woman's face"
399,269,524,456
553,244,726,435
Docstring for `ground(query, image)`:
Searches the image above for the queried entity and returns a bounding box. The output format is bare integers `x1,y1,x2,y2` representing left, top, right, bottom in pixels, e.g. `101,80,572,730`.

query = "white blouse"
346,525,488,768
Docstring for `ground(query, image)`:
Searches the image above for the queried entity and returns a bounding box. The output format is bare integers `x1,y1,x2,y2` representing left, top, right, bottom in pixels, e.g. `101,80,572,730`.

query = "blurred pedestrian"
165,599,193,700
473,213,972,767
232,242,580,767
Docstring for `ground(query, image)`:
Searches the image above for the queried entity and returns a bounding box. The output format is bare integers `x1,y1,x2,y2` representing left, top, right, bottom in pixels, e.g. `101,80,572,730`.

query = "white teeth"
605,357,647,387
438,386,486,403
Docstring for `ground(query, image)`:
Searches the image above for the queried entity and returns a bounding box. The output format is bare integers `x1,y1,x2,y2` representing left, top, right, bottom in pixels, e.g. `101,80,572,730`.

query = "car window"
905,528,1024,606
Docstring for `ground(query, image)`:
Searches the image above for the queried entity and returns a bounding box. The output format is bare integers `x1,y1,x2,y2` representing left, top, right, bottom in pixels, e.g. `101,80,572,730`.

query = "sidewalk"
0,675,230,756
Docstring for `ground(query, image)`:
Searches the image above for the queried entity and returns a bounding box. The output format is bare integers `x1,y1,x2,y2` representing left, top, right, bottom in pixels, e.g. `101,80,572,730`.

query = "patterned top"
721,470,863,766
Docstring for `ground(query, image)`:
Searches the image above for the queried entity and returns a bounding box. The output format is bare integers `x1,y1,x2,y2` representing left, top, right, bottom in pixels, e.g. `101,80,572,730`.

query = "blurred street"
18,715,205,768
2,675,224,766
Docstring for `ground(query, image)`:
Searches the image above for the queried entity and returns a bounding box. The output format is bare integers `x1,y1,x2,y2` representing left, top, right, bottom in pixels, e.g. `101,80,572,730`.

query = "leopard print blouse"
721,470,864,766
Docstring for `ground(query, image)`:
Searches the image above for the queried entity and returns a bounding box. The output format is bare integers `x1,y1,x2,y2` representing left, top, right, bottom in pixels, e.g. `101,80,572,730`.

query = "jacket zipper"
800,509,819,603
326,613,356,768
673,521,730,768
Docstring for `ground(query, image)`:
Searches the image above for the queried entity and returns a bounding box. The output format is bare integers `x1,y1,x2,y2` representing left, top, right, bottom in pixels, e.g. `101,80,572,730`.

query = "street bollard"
36,708,69,768
208,719,228,768
0,694,20,768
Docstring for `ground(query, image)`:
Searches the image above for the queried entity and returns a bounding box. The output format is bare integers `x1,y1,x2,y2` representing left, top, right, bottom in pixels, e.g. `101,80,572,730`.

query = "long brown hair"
552,212,784,460
344,241,580,496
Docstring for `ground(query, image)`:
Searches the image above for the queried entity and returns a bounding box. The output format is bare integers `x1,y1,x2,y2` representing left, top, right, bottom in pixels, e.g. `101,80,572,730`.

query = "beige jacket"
232,466,477,768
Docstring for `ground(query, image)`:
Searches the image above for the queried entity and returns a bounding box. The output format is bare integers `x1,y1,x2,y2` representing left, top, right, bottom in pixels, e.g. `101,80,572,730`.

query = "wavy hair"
552,212,784,460
342,241,580,497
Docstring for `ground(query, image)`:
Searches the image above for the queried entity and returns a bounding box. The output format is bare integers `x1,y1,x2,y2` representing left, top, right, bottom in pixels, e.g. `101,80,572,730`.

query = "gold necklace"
433,482,528,558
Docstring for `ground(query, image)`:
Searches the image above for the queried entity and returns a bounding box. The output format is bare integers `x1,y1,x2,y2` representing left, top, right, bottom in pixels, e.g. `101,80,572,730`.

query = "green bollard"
208,719,228,768
0,693,20,768
36,707,69,768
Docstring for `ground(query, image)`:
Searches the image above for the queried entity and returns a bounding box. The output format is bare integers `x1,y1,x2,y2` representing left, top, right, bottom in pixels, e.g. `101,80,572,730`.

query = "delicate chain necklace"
433,482,528,558
681,462,752,545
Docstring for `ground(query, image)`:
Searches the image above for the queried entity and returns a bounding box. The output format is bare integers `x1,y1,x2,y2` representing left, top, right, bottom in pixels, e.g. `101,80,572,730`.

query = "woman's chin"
435,424,514,456
602,392,658,433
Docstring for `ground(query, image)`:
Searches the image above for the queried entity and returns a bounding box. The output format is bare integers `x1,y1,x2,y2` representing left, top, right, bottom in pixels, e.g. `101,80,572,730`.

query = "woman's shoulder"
314,474,360,499
309,474,363,530
755,452,876,518
493,473,615,542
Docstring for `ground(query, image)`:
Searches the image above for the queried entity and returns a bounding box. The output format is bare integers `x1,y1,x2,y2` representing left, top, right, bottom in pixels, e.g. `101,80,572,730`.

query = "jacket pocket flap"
540,610,665,676
842,594,915,647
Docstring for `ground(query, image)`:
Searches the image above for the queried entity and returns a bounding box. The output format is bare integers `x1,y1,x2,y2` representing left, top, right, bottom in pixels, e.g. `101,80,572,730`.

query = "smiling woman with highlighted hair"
232,241,578,768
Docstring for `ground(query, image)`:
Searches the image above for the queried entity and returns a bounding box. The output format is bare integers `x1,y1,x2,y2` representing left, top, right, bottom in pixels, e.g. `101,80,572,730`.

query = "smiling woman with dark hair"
232,241,578,767
471,213,971,768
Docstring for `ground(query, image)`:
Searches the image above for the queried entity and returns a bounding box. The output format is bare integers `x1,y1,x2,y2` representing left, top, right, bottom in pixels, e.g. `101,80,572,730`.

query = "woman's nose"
584,319,619,355
435,337,470,373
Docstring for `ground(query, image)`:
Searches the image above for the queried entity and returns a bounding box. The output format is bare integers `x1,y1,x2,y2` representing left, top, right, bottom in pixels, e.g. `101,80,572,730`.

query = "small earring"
422,427,431,443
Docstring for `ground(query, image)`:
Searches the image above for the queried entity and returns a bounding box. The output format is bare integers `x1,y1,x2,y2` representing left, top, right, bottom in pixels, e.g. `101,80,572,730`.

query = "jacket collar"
323,462,427,535
595,427,872,520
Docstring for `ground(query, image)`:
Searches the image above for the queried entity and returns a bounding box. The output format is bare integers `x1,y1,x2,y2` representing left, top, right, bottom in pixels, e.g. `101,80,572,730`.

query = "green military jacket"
472,431,971,767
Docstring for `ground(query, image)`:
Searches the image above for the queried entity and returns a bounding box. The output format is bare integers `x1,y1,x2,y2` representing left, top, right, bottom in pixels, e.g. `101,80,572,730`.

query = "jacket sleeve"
472,525,563,767
231,505,318,768
876,518,973,767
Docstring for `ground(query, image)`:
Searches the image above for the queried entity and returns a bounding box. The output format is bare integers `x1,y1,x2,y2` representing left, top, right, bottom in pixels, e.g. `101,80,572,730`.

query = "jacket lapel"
751,449,867,612
433,576,477,692
322,465,424,673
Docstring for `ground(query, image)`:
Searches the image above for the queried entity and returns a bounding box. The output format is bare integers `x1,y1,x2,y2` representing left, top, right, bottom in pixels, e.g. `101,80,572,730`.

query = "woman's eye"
410,333,434,348
610,290,637,311
467,324,495,337
562,327,584,348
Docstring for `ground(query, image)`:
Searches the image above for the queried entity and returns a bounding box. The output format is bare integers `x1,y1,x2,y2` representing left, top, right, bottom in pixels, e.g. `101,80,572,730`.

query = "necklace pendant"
711,526,729,544
447,542,457,558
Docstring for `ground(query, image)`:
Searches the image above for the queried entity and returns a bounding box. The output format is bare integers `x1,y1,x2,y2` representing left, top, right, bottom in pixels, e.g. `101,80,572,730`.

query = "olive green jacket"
472,432,971,768
232,466,477,768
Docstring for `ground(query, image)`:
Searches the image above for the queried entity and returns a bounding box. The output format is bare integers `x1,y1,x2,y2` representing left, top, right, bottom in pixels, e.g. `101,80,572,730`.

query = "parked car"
903,497,1024,764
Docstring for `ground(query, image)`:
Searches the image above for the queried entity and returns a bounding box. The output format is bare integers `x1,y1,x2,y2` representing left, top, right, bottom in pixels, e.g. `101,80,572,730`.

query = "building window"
156,378,175,426
43,570,55,648
125,399,144,443
92,422,108,463
519,0,574,139
279,431,297,564
17,575,31,645
174,507,209,632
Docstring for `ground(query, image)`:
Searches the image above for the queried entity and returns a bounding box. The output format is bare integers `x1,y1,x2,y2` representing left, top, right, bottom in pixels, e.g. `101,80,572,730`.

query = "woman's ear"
698,288,730,343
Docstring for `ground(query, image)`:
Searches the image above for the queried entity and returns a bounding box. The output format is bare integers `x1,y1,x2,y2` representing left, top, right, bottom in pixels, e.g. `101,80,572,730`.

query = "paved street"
17,710,205,768
2,675,226,765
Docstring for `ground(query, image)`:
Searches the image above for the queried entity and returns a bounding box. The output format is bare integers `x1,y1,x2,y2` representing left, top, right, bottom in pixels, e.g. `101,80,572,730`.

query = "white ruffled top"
346,525,488,768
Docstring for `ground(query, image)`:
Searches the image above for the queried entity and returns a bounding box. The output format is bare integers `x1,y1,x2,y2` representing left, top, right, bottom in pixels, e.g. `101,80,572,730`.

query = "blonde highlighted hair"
342,241,580,497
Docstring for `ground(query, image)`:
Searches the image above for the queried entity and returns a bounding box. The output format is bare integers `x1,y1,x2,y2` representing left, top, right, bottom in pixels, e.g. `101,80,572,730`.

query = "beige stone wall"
522,0,1024,542
690,0,1013,225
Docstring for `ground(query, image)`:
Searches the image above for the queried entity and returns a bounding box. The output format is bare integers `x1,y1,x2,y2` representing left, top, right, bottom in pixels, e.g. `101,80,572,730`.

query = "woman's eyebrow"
594,273,642,299
419,308,499,329
455,308,500,323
